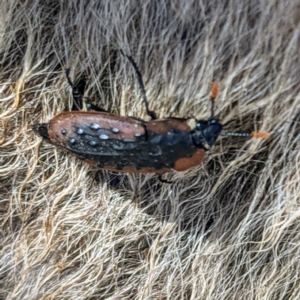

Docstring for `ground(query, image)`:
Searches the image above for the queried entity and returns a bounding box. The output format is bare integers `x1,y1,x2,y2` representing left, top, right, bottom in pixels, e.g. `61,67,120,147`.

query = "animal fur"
1,1,300,299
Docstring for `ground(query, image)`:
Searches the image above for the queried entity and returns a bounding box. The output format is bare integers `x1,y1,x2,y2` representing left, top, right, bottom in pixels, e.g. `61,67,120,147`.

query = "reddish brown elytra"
33,52,269,175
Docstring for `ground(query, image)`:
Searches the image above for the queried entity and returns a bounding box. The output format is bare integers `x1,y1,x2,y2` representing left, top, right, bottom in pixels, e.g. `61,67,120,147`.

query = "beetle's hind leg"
120,50,156,120
65,69,107,112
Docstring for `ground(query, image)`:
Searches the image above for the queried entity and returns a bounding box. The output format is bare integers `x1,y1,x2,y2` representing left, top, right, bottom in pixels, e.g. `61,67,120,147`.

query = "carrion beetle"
33,51,269,174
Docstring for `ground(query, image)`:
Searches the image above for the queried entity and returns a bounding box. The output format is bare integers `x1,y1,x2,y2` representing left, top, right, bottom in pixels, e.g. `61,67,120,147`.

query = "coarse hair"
1,1,300,299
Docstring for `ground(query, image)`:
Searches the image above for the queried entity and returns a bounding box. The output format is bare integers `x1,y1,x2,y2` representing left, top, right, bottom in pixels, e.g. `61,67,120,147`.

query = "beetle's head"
190,81,269,150
192,118,222,150
191,83,222,150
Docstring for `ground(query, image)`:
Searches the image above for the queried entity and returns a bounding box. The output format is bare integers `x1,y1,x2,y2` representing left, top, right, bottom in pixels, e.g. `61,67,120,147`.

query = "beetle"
33,51,269,175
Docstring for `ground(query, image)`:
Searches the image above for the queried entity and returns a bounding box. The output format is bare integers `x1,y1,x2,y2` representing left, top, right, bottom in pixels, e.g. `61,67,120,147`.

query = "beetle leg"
120,50,156,120
158,174,172,184
65,69,87,110
85,100,107,112
65,69,107,112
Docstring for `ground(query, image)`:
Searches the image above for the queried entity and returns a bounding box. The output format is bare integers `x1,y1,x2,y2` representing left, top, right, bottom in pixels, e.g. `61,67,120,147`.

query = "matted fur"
1,1,300,299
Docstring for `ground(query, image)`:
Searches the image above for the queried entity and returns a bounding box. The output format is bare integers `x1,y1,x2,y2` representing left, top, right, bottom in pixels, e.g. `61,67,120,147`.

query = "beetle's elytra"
33,52,268,174
33,111,220,174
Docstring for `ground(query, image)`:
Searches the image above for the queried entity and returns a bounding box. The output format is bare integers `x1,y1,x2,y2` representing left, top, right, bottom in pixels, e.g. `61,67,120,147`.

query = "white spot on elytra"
77,128,84,135
111,128,119,133
99,134,109,140
90,123,100,130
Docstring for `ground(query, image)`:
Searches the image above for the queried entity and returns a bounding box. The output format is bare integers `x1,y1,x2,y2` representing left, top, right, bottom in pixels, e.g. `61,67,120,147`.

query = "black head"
190,82,269,150
190,83,222,150
191,118,222,150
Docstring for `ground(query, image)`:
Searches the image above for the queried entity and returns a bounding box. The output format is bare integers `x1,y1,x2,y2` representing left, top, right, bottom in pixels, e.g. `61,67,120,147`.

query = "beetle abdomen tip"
32,123,51,141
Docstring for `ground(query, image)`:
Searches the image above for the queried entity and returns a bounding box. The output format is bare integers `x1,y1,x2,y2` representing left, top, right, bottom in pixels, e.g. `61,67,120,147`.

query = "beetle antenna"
120,50,156,119
221,131,270,139
210,82,219,118
210,83,269,139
